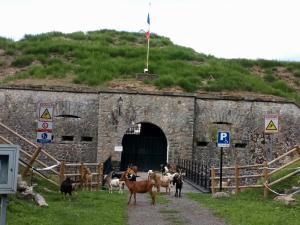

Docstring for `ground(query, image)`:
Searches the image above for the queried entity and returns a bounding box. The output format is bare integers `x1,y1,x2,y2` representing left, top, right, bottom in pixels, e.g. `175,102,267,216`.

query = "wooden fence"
211,163,264,194
0,121,105,189
210,145,300,198
59,162,104,191
0,122,60,186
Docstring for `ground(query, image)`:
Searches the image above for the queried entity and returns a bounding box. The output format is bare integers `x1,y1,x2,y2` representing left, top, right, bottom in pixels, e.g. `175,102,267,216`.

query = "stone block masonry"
0,86,299,168
0,88,99,163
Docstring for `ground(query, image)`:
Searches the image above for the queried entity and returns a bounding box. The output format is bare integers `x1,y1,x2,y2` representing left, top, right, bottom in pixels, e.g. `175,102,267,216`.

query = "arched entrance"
120,122,167,171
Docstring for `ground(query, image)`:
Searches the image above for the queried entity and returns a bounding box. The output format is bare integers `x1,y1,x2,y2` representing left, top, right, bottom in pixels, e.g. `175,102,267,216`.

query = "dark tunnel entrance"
120,122,167,171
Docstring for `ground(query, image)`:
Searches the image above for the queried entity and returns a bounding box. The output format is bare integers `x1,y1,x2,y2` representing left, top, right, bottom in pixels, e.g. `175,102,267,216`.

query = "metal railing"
177,159,211,192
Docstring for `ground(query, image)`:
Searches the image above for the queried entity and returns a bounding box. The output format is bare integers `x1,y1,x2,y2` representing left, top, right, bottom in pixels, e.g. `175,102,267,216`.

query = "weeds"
0,29,299,103
7,176,127,225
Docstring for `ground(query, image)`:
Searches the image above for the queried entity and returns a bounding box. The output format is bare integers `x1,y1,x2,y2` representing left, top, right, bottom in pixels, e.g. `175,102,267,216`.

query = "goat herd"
60,164,184,206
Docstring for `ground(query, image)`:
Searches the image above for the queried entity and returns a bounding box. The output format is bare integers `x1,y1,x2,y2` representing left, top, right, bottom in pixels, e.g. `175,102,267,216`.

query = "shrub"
264,74,277,82
232,58,255,68
256,59,283,68
293,69,300,78
12,55,35,67
0,37,14,49
271,80,294,93
67,31,86,40
1,29,299,104
154,75,175,88
28,65,47,78
177,78,198,92
5,48,16,55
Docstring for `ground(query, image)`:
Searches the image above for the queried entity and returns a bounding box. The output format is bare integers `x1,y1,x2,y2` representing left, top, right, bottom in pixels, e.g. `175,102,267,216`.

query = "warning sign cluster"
37,102,55,143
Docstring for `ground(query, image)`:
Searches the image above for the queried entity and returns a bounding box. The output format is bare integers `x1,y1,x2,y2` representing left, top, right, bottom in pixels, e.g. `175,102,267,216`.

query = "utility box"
0,145,19,194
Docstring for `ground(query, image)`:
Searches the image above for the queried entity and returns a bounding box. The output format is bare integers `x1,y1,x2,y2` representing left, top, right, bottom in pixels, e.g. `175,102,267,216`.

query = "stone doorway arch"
120,122,167,171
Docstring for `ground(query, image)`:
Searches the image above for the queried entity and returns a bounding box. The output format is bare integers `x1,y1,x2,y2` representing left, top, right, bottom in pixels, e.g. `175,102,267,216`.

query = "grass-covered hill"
0,29,299,103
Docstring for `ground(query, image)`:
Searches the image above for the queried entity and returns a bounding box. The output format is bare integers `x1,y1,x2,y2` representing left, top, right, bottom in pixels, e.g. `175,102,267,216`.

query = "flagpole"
146,36,150,72
145,2,151,73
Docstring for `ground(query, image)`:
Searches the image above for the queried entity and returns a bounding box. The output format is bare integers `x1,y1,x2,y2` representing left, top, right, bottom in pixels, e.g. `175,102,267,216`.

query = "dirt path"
127,174,227,225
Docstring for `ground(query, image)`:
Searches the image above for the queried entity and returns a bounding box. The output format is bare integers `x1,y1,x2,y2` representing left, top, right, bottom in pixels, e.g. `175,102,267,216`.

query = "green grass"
188,161,300,225
7,177,127,225
0,30,299,103
155,193,171,204
188,190,300,225
268,161,300,193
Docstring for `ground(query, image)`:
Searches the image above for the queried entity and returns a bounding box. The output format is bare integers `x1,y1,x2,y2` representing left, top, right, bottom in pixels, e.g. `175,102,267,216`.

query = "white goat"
148,171,175,194
109,178,125,194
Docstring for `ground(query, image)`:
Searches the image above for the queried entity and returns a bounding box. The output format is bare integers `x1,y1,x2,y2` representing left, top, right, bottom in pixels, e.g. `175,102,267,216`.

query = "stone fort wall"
0,86,299,167
0,88,99,162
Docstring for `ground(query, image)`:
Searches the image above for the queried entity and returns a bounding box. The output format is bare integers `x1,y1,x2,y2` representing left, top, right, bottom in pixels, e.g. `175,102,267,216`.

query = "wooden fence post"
296,146,300,155
80,163,84,189
22,146,42,177
263,161,269,198
59,161,65,185
96,162,104,191
235,163,240,193
211,167,216,194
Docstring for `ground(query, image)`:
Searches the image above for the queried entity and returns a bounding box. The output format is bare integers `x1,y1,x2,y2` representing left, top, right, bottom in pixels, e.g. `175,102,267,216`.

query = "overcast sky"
1,0,300,61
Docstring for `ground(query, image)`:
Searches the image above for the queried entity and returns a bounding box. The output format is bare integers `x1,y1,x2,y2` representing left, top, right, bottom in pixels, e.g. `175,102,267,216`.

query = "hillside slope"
0,30,299,103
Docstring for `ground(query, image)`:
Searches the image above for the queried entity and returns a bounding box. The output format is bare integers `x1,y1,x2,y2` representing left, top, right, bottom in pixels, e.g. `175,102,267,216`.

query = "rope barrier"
35,163,60,171
263,182,284,196
264,181,300,197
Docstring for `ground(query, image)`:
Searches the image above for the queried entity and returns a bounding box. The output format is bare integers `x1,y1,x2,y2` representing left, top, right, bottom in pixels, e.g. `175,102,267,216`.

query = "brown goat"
148,171,161,192
120,171,156,205
81,165,92,191
148,171,172,194
127,165,138,175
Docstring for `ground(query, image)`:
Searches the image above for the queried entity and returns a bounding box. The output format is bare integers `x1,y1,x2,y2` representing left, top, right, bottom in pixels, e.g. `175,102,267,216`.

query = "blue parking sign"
217,131,230,147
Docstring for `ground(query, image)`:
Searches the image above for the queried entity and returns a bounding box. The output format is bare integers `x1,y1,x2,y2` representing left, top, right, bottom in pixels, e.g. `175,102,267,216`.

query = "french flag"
145,13,150,39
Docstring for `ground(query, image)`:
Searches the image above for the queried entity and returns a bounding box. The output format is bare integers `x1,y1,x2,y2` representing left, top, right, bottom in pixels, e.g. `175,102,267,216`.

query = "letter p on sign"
220,133,227,141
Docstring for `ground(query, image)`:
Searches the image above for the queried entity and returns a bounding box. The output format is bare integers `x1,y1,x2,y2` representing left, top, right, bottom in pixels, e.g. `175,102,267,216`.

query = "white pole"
146,37,150,71
145,2,151,73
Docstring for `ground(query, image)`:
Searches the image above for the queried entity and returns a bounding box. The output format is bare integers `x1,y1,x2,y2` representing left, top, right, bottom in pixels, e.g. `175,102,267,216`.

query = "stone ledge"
0,84,298,108
135,73,158,81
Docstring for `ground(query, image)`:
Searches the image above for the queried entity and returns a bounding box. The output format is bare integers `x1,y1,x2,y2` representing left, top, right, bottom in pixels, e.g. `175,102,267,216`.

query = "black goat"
60,177,74,198
112,171,123,179
173,174,183,197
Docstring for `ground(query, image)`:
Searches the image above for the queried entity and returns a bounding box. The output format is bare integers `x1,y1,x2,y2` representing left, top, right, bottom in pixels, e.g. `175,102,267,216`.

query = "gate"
121,123,167,171
177,159,211,192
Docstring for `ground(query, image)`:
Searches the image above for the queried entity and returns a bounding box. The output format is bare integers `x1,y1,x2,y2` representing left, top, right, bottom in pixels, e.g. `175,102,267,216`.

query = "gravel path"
127,173,227,225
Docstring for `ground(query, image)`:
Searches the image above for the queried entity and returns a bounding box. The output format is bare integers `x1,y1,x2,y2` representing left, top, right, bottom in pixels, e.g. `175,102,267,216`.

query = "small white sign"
264,115,279,133
37,121,53,132
114,146,123,152
37,131,52,143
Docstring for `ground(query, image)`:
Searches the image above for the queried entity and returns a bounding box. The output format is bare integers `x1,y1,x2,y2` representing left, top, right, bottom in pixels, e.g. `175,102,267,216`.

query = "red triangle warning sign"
40,109,51,120
266,120,277,130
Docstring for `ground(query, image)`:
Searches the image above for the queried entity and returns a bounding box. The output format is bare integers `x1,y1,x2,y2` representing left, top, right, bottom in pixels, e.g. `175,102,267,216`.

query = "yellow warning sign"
266,120,277,130
264,115,279,133
40,109,51,120
38,103,54,122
